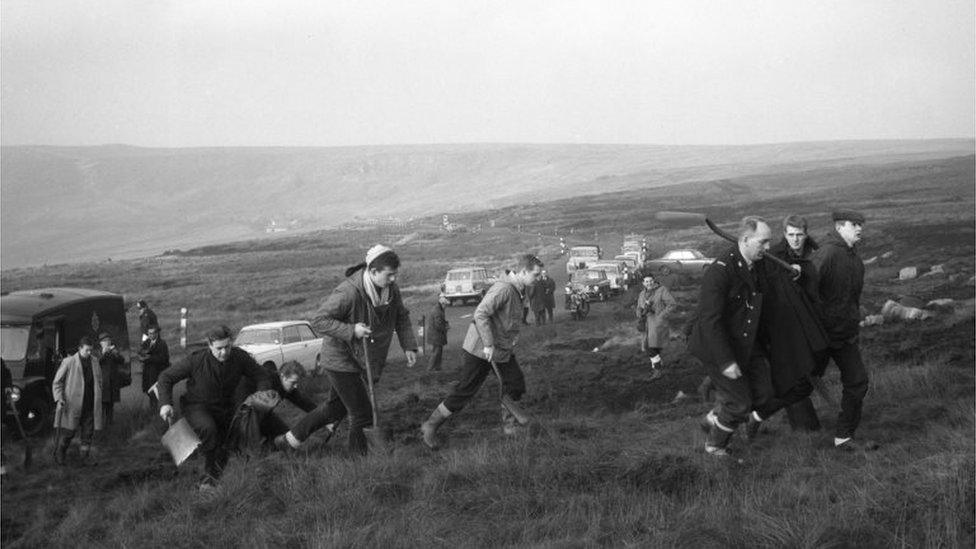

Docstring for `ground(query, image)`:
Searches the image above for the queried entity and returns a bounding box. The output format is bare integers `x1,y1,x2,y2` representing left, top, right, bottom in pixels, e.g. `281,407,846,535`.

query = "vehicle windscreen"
570,247,599,257
584,271,604,281
236,329,280,345
447,271,472,281
1,326,30,361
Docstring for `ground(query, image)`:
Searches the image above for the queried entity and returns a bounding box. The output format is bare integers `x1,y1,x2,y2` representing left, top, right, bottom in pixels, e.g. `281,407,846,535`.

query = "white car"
236,321,323,374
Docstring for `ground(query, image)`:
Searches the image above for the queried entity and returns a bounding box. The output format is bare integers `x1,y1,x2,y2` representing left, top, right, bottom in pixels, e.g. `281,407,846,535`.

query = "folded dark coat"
761,238,828,393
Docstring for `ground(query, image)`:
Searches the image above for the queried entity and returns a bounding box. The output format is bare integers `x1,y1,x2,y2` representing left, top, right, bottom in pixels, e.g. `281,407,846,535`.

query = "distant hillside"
1,139,972,267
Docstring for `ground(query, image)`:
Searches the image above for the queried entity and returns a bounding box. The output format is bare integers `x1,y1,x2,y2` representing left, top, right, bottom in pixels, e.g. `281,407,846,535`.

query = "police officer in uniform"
688,216,811,457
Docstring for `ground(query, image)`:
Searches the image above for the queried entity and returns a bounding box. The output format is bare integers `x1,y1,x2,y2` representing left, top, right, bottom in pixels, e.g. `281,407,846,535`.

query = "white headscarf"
363,244,394,307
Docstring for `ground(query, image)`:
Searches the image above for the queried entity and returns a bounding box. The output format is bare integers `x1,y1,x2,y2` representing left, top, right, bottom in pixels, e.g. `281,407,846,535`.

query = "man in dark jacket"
158,325,272,486
236,360,322,446
139,325,169,410
426,295,450,371
759,215,828,433
136,300,158,340
275,245,418,455
97,332,128,426
689,217,811,457
528,271,549,325
540,270,557,323
811,210,874,451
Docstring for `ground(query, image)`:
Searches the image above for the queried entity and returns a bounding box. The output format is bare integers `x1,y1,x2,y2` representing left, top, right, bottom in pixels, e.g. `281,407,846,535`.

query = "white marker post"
180,308,188,348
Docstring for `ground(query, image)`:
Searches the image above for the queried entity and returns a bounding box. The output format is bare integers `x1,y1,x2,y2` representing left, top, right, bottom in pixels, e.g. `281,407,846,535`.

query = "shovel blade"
364,426,392,455
161,418,202,467
500,395,530,425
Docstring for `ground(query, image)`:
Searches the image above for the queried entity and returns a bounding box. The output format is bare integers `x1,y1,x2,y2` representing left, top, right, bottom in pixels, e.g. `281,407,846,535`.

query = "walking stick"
51,401,64,463
7,396,33,468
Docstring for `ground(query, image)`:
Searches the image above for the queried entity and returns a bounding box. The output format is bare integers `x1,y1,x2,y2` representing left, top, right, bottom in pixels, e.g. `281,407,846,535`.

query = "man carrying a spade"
420,253,544,449
274,245,418,455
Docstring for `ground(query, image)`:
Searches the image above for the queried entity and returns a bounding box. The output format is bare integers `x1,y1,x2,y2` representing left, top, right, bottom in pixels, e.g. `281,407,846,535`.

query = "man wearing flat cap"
811,210,875,451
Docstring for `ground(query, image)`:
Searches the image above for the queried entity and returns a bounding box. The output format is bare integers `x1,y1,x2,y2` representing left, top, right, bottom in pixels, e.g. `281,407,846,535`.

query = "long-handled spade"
361,338,391,454
654,211,797,273
489,361,530,426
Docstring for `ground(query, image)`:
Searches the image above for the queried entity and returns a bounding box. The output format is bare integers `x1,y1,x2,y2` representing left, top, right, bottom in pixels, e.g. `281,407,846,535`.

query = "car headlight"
9,386,21,402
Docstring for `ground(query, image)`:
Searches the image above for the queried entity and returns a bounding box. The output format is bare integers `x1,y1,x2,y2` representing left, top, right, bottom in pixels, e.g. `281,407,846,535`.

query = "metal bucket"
161,418,202,467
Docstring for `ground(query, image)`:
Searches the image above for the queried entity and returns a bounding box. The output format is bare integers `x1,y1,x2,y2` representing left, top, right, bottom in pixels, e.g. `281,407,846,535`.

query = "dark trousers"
428,345,444,371
812,341,869,438
443,351,525,413
708,353,811,429
533,308,547,325
290,370,372,454
183,404,233,478
261,412,291,439
544,305,554,322
62,407,96,447
101,402,115,426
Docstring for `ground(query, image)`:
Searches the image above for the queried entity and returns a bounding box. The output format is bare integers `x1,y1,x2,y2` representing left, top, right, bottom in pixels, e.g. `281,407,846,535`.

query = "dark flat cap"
832,210,865,224
97,332,113,342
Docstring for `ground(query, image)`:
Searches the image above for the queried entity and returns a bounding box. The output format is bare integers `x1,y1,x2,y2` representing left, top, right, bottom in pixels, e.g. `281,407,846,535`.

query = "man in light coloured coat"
52,336,103,464
420,254,544,448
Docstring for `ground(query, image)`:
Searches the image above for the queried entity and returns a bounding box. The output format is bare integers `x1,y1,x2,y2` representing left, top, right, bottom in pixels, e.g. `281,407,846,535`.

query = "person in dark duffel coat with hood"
275,245,418,455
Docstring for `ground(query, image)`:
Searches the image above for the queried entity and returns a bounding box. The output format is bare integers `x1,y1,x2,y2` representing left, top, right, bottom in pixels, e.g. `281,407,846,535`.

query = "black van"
1,288,132,436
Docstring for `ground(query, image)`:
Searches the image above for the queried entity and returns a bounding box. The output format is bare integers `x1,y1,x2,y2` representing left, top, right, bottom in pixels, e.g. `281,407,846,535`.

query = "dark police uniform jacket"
688,245,766,374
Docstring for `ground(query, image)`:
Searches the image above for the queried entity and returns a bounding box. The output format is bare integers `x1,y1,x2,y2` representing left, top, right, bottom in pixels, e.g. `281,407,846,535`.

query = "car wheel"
448,298,455,307
14,393,52,439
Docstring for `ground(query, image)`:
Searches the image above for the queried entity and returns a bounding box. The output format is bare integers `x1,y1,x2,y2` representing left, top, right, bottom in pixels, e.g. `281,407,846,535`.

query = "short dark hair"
738,216,768,238
368,250,400,272
78,336,95,348
278,361,306,379
782,215,808,232
206,325,233,343
136,300,148,308
516,254,544,272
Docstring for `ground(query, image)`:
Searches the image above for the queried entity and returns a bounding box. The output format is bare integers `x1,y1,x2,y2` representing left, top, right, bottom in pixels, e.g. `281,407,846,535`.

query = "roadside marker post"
180,307,188,348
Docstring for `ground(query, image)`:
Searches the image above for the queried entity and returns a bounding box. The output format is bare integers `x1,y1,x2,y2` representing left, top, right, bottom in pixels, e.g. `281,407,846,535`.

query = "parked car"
613,254,640,285
589,261,629,294
565,245,602,277
236,321,323,375
644,249,714,274
567,268,612,301
440,266,496,306
1,288,132,437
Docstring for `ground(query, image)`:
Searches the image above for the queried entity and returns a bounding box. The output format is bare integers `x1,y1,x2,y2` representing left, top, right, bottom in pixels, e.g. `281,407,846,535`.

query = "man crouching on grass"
420,254,544,449
157,325,272,489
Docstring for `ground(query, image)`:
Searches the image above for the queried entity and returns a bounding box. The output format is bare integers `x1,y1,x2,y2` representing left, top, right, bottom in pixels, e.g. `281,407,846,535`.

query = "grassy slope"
1,156,973,547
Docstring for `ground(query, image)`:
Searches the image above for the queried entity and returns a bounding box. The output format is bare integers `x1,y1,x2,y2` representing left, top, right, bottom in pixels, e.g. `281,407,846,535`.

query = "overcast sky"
2,0,973,147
